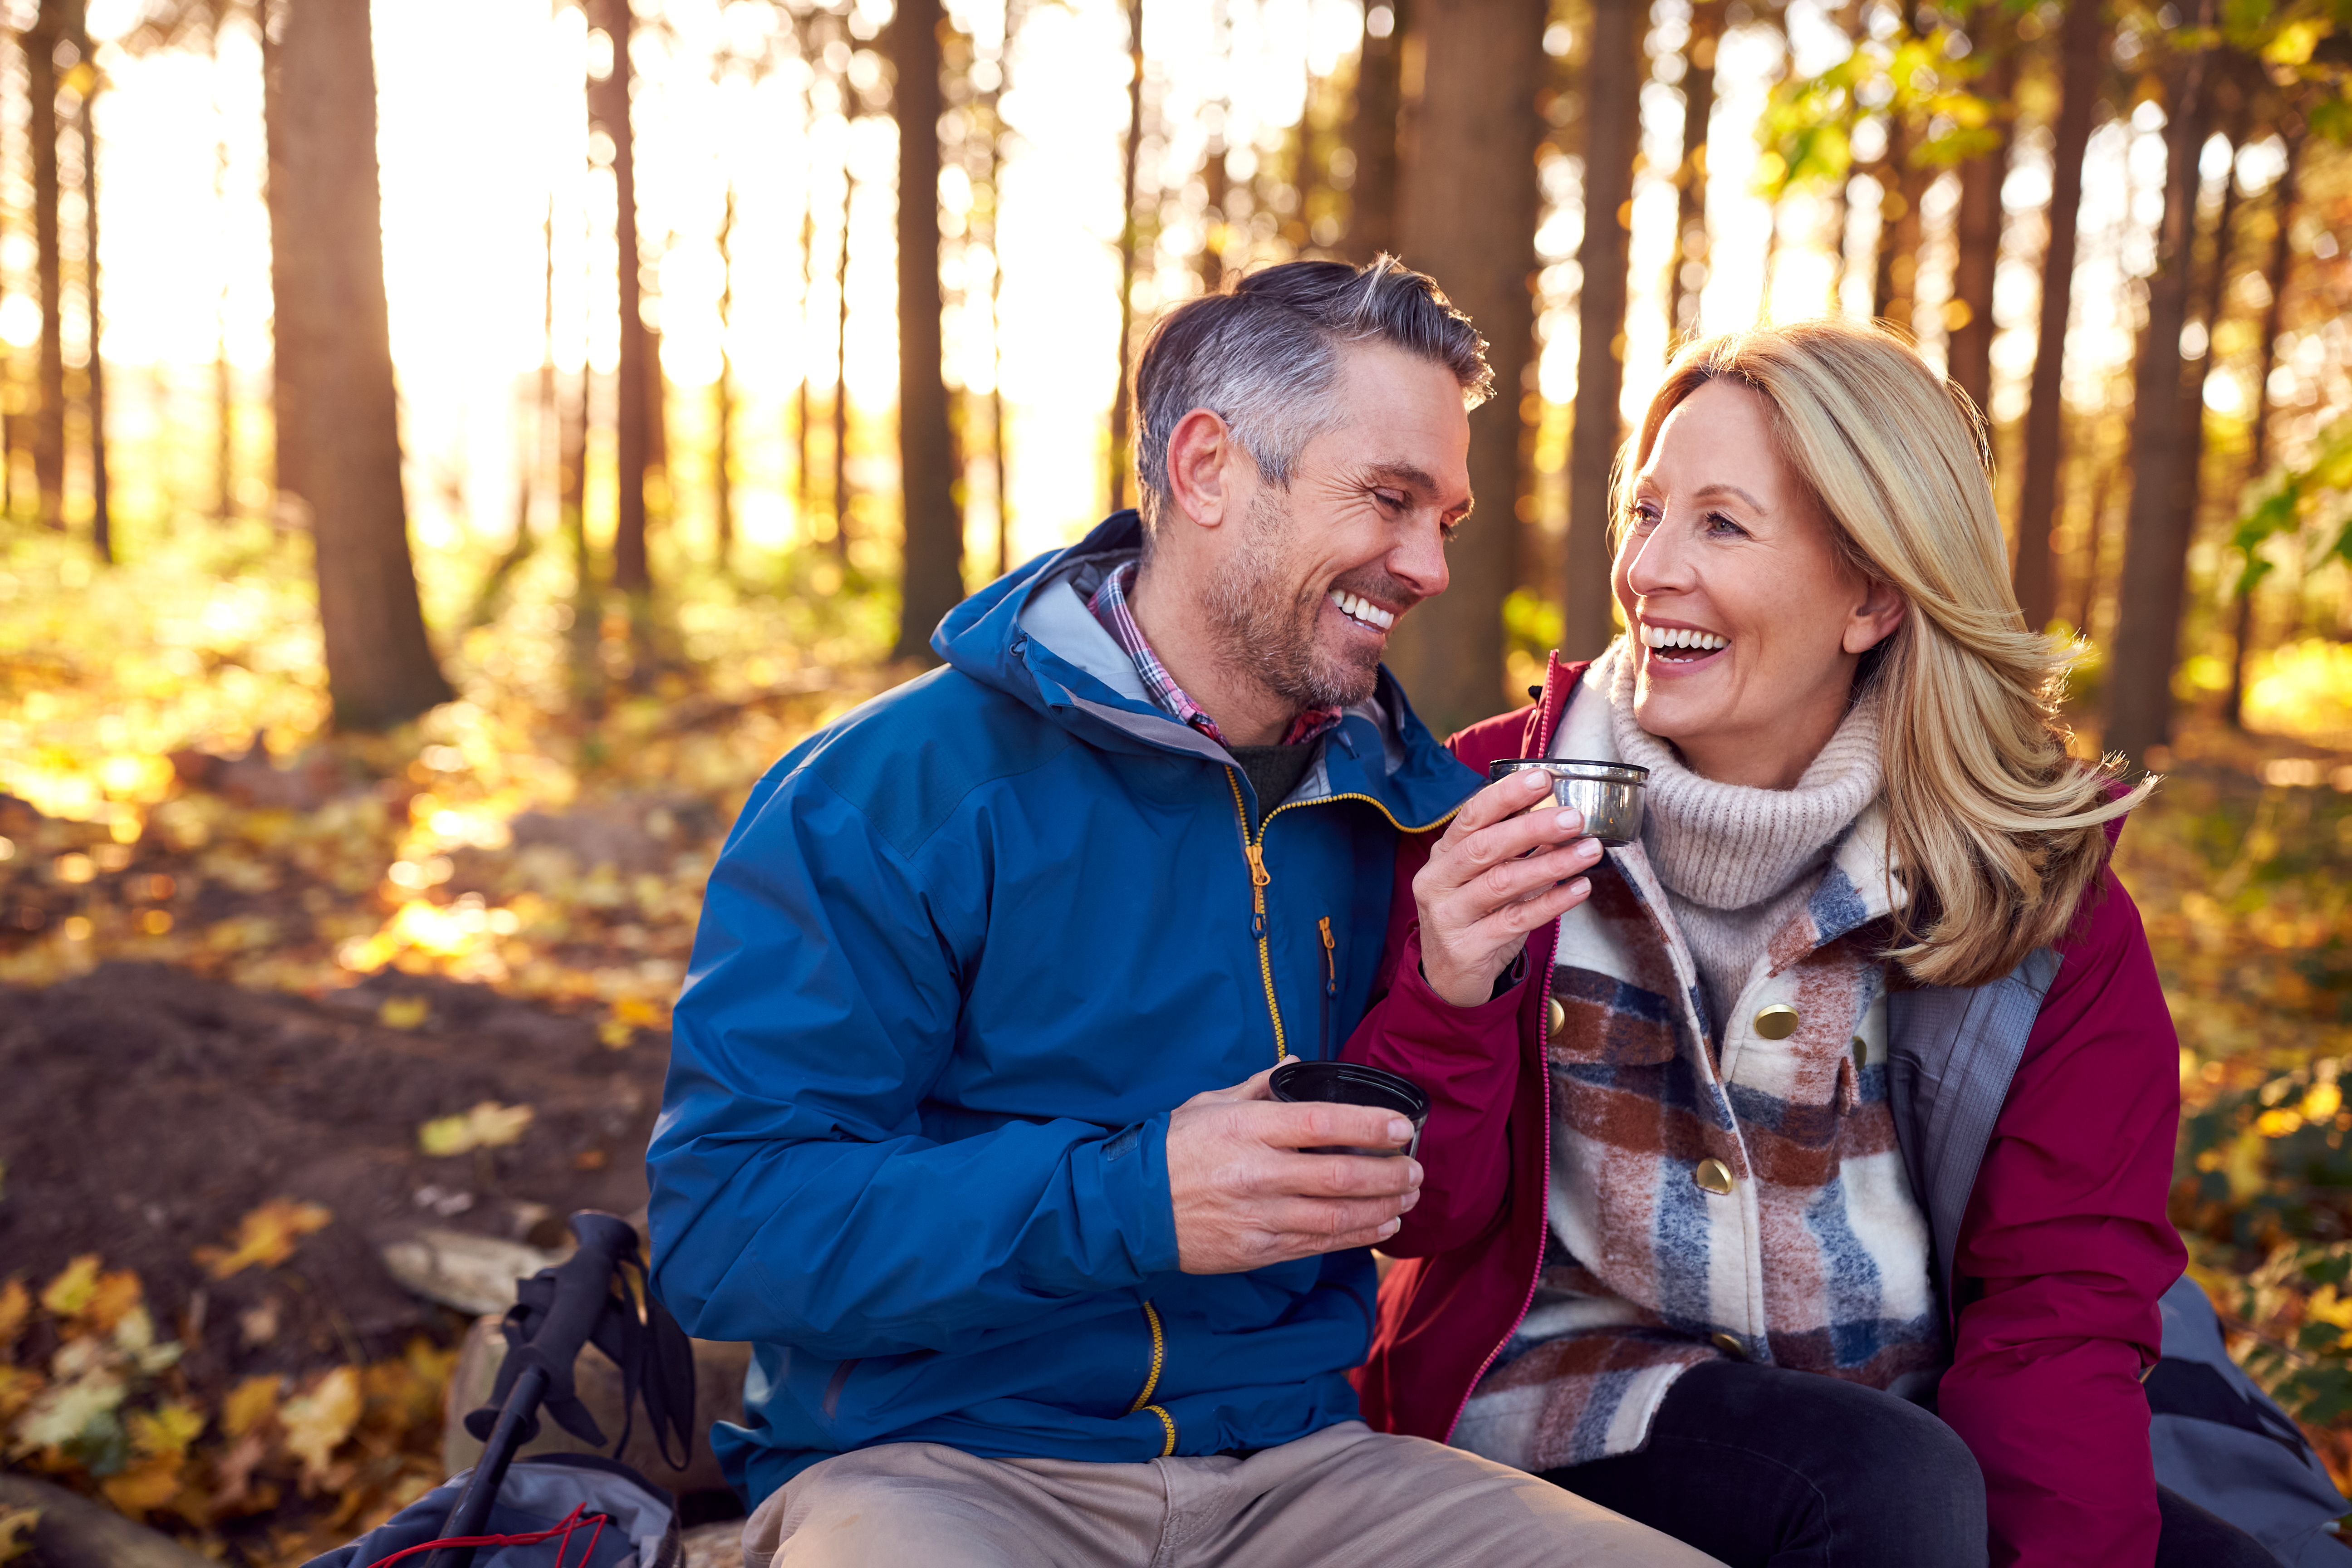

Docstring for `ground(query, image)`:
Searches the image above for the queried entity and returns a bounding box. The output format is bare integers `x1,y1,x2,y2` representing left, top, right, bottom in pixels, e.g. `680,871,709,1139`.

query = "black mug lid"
1269,1057,1429,1121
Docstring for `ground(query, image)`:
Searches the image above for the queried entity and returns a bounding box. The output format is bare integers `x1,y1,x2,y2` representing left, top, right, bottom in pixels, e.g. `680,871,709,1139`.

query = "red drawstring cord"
363,1502,612,1568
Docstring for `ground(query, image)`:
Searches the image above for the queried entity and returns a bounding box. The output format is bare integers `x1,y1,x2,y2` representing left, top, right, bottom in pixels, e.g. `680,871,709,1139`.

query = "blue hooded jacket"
647,513,1481,1504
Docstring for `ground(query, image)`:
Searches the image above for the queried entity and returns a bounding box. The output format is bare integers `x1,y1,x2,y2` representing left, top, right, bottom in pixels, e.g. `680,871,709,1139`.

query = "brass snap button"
1547,998,1567,1040
1693,1157,1734,1195
1754,1003,1800,1040
1709,1331,1748,1360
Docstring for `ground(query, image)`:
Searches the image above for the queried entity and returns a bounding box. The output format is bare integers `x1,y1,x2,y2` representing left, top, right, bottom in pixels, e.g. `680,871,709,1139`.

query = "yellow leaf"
418,1101,534,1157
0,1279,26,1350
2225,1127,2269,1203
193,1200,333,1280
0,1503,39,1565
38,1255,100,1317
2264,17,2327,64
221,1374,284,1438
0,1366,42,1425
279,1366,362,1486
82,1268,143,1334
2303,1081,2342,1122
377,995,430,1030
129,1401,206,1460
98,1454,183,1519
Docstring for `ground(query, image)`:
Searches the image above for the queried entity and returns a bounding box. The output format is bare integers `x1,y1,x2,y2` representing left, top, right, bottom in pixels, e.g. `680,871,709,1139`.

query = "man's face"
1200,342,1473,711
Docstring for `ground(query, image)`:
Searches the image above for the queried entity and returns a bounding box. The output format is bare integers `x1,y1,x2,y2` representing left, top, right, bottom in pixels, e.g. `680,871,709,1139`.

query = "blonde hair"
1612,320,2151,989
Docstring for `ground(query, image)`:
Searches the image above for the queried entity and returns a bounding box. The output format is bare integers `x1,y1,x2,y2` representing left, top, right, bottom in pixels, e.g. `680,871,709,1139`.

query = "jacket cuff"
1400,928,1529,1038
1075,1110,1183,1278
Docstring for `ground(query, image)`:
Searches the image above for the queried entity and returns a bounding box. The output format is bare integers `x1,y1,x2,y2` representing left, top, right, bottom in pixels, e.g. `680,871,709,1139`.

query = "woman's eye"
1629,502,1662,531
1703,511,1750,538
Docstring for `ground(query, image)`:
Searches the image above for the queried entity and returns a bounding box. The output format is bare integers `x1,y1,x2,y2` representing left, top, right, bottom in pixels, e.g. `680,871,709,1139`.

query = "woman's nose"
1621,522,1693,597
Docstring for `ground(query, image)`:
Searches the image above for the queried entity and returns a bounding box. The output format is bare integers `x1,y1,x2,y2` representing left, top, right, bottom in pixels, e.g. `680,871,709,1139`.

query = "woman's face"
1610,377,1906,789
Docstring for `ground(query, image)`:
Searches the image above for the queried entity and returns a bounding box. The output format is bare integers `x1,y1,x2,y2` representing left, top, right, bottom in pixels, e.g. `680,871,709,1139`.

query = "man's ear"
1165,407,1237,531
1844,577,1907,655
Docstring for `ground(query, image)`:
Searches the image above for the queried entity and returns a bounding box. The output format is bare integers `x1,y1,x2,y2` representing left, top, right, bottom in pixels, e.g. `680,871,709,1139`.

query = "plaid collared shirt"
1087,562,1343,748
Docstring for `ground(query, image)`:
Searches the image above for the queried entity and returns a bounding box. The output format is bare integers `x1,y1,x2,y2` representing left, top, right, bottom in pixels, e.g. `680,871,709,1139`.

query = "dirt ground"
0,960,670,1413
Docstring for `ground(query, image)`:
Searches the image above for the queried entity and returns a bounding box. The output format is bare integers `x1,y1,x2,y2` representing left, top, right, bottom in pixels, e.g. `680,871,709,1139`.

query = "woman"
1343,322,2269,1566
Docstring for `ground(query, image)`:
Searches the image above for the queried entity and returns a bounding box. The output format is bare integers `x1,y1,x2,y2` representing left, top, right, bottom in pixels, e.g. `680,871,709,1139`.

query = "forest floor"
2,524,2351,1560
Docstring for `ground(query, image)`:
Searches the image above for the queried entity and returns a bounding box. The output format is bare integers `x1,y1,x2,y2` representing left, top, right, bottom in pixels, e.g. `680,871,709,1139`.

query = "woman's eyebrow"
1690,481,1766,512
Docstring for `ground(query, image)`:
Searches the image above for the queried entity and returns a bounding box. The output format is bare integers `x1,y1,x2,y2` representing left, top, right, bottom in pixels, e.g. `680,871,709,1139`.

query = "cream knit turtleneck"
1596,645,1885,1033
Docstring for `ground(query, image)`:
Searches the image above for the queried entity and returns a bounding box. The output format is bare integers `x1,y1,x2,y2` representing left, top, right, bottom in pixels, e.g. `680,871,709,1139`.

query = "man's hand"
1166,1069,1422,1274
1415,769,1602,1009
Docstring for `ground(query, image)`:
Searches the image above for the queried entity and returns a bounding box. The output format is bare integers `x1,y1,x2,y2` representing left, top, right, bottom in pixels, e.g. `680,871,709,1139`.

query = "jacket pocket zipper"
1319,916,1337,1059
1127,1299,1176,1456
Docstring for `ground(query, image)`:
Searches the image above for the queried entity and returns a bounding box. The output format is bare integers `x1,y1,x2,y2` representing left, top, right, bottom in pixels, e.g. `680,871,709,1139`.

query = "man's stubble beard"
1200,488,1385,714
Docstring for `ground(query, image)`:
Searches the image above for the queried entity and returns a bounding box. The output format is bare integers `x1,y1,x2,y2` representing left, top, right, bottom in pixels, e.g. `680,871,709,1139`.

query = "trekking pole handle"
424,1362,551,1568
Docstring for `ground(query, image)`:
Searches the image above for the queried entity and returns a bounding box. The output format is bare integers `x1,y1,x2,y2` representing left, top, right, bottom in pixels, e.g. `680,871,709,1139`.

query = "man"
648,259,1715,1567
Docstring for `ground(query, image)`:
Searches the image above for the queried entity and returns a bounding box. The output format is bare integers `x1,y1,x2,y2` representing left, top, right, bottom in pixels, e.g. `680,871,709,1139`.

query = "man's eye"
1438,516,1463,541
1374,489,1407,511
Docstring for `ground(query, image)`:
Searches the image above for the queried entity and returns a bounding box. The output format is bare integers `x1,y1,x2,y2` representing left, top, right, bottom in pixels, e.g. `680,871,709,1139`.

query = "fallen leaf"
82,1269,144,1335
210,1430,274,1514
0,1367,41,1425
128,1401,205,1460
0,1504,38,1565
37,1255,100,1318
417,1101,534,1157
279,1366,362,1488
221,1374,284,1439
0,1279,26,1351
193,1199,333,1280
99,1453,184,1518
377,994,430,1030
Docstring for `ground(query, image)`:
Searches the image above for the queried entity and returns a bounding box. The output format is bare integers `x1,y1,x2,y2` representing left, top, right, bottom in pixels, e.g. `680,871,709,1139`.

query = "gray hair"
1130,257,1491,546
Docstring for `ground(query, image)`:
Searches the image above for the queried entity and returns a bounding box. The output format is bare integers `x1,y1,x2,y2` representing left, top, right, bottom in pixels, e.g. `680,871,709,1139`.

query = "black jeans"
1539,1360,2276,1568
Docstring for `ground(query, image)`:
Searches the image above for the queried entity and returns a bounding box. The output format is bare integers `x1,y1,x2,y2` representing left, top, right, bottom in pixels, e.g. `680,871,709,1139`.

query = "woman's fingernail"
1567,877,1591,899
1555,809,1583,832
1579,837,1603,859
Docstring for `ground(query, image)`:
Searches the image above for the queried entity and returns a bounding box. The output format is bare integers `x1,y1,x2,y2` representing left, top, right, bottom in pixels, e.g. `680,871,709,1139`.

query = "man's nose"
1391,511,1451,601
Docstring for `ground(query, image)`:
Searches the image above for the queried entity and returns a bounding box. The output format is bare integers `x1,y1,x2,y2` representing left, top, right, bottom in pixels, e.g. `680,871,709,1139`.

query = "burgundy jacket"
1342,654,2188,1568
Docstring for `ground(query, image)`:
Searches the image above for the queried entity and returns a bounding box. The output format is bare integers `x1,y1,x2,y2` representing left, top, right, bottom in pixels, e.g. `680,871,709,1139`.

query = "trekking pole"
423,1213,642,1568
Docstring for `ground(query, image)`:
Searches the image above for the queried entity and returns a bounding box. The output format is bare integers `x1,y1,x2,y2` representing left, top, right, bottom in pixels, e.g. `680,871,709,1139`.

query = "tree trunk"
1945,35,2012,419
2013,0,2103,629
987,77,1012,576
2226,117,2301,728
262,0,451,731
1874,141,1929,333
588,0,650,595
1560,0,1645,661
28,0,65,531
79,47,106,564
1668,1,1720,341
2104,24,2216,764
1382,0,1546,733
833,162,853,558
714,182,735,573
1106,0,1145,514
213,0,233,523
797,167,816,542
892,0,962,656
1345,0,1406,261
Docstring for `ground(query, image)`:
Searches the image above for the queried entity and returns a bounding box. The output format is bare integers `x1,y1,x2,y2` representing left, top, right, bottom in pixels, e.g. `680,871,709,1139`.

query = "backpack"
305,1453,680,1568
2149,1276,2352,1566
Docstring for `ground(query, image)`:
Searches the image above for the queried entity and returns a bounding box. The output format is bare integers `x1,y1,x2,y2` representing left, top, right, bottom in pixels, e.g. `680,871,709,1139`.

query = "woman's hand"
1415,769,1603,1009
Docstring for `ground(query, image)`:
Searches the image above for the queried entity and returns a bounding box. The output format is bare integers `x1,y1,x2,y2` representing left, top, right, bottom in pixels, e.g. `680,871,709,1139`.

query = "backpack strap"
1886,947,2062,1323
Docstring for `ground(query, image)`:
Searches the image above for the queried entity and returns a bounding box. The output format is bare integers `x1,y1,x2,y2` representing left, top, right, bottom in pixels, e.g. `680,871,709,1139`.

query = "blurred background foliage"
0,0,2351,1555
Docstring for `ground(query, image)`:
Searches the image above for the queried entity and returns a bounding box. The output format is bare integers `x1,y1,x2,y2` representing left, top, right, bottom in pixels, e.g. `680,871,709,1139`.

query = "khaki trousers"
740,1421,1723,1568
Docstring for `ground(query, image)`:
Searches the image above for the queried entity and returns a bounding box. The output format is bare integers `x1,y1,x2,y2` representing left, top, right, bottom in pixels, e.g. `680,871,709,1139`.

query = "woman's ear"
1844,578,1907,655
1165,408,1236,532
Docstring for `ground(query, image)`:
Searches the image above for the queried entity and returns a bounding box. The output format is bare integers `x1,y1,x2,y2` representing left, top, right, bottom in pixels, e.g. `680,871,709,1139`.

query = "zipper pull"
1319,916,1337,996
1244,842,1270,937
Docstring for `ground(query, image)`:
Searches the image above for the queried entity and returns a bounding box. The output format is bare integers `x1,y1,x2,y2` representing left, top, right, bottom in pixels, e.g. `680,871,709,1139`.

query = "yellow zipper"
1223,768,1457,1064
1127,1299,1175,1455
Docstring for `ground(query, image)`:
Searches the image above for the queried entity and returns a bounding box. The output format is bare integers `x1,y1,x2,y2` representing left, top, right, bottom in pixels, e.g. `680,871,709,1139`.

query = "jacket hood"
933,510,1478,828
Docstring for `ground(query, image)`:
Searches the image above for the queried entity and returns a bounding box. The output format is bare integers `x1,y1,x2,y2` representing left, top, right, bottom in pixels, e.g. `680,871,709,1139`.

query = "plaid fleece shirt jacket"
1087,561,1342,748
